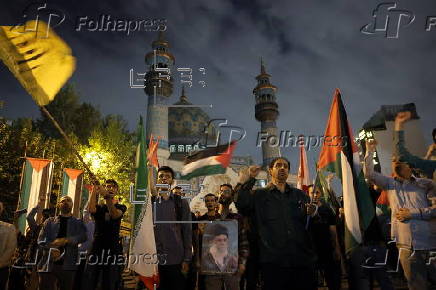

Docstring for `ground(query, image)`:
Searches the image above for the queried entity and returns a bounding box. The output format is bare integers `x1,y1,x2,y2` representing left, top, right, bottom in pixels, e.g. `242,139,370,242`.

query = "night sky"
1,0,435,173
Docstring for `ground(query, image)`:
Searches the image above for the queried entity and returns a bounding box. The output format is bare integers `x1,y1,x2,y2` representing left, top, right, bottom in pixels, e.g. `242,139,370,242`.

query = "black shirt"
236,179,317,267
91,203,127,254
309,204,336,261
54,216,69,264
57,216,69,238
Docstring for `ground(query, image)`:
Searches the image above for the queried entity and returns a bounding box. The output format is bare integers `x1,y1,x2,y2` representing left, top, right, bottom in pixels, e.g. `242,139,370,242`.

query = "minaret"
144,32,175,163
253,59,281,167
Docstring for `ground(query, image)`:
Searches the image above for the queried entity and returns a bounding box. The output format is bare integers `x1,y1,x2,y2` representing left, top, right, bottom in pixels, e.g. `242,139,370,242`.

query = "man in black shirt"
236,158,318,290
83,179,127,290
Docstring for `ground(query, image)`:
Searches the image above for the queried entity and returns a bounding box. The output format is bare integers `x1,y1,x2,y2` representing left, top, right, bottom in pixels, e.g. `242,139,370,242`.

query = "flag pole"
40,105,99,185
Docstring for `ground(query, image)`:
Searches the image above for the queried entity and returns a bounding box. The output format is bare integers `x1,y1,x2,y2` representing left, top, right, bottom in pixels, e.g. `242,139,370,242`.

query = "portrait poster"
200,220,238,275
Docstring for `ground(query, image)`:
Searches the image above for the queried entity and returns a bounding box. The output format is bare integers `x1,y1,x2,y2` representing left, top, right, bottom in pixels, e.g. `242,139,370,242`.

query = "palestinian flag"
317,89,374,255
18,157,54,233
180,141,237,180
297,141,310,193
60,168,84,217
129,116,159,290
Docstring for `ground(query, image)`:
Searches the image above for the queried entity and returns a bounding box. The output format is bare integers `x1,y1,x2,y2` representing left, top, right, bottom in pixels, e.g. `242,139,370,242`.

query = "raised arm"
26,204,40,232
363,139,393,190
148,163,157,197
234,166,260,214
394,112,436,175
37,218,51,248
87,186,98,214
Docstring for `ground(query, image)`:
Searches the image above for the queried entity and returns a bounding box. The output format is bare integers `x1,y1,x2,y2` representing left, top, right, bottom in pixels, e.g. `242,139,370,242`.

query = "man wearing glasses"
84,179,127,290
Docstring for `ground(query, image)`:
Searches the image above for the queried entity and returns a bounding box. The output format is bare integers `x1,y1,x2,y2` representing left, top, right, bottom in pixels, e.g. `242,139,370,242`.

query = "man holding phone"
84,179,127,290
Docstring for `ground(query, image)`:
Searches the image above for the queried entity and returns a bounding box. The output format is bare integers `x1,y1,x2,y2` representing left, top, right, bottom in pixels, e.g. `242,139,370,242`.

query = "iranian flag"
317,89,374,255
18,157,54,233
180,141,237,180
297,141,310,193
60,168,84,217
129,116,159,290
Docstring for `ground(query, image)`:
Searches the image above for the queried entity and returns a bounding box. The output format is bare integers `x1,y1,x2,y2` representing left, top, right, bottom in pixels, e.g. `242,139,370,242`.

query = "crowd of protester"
0,111,434,290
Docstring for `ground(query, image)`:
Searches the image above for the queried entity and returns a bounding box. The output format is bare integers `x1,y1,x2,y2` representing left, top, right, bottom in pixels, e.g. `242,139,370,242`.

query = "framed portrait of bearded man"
200,220,238,274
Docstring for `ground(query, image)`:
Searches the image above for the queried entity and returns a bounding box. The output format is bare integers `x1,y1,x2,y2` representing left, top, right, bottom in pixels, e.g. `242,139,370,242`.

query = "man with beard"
37,196,87,290
201,223,238,274
84,179,127,290
235,157,318,290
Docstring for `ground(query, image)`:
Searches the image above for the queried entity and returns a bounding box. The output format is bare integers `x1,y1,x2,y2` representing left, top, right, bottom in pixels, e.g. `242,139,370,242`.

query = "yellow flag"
0,20,75,106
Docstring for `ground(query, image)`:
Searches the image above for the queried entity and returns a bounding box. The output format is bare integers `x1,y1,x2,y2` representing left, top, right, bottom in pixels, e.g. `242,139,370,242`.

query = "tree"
80,114,135,202
1,84,135,223
36,84,102,144
0,118,56,222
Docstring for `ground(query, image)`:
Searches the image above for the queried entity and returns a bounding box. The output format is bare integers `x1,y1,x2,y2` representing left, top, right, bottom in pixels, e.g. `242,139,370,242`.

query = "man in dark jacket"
235,157,318,290
37,196,87,290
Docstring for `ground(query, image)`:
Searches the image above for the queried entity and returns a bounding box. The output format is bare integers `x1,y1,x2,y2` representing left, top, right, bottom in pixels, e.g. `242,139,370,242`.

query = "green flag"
129,116,159,286
133,116,148,226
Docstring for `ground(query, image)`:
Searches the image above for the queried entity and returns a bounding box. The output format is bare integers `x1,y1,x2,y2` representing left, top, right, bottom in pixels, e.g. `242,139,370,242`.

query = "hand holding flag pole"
0,20,99,185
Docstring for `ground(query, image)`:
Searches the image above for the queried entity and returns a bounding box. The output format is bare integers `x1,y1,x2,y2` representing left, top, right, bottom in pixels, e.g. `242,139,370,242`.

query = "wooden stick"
40,105,99,185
